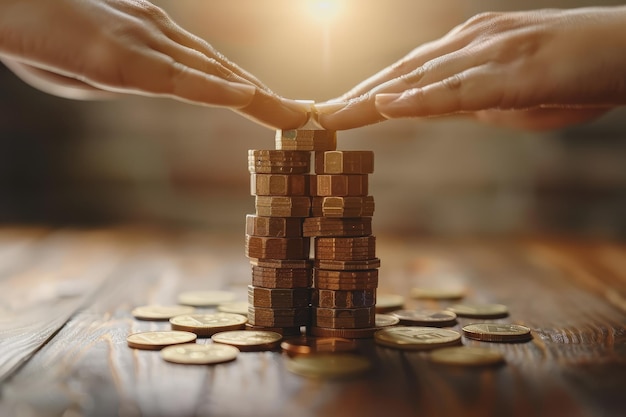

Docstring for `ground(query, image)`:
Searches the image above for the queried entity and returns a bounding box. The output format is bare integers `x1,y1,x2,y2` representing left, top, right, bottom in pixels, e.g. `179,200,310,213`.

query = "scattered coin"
177,290,236,307
217,301,249,315
447,303,509,319
391,309,457,327
161,343,239,365
211,330,282,352
430,346,505,366
281,336,358,355
375,314,400,327
410,287,466,300
131,305,195,321
170,313,247,337
126,331,197,350
285,354,370,378
462,323,532,342
375,293,405,313
374,326,462,350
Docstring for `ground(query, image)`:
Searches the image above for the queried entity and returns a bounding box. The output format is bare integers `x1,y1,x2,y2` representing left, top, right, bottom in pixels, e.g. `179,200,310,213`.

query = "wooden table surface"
0,226,624,417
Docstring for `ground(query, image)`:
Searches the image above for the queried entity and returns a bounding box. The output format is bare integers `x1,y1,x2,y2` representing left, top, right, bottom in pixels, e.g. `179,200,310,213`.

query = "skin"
315,6,626,131
0,0,309,129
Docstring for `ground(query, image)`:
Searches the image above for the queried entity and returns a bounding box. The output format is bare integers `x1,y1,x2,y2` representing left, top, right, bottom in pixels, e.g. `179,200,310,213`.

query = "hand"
0,0,309,129
315,7,626,131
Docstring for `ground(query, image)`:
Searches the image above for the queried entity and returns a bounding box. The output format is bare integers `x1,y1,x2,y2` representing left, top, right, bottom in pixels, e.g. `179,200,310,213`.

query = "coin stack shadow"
245,129,337,335
306,150,379,337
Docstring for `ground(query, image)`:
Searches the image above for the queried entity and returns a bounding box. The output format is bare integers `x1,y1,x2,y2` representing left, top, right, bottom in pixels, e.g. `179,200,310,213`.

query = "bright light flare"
307,0,341,22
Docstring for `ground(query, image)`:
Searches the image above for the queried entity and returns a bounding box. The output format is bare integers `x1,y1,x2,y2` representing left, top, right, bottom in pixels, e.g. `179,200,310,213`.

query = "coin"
217,301,249,315
307,314,398,339
211,330,282,352
462,323,532,342
410,287,466,300
375,314,400,327
280,336,358,355
170,313,247,337
248,286,310,308
161,343,239,365
447,303,509,319
302,217,372,238
248,306,310,327
375,293,405,313
374,326,462,350
315,151,374,175
245,215,303,238
245,323,303,336
430,346,505,366
131,305,195,321
177,290,236,307
312,174,369,197
391,309,457,327
285,354,370,378
126,331,197,350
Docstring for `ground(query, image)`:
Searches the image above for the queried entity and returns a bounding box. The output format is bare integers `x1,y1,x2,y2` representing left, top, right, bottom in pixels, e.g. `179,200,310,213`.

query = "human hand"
315,7,626,131
0,0,309,129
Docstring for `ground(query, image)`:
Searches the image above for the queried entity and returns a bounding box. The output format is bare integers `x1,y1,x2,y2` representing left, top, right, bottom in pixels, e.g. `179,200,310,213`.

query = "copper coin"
280,336,357,355
211,330,282,352
462,323,532,342
374,327,462,351
391,309,457,327
448,303,509,319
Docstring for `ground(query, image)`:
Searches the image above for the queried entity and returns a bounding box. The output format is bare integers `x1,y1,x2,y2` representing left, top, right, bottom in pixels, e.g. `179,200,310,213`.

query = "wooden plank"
0,230,624,417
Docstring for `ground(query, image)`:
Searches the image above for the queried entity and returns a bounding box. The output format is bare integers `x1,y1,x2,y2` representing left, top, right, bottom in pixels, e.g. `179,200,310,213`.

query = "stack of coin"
246,129,337,335
306,151,379,335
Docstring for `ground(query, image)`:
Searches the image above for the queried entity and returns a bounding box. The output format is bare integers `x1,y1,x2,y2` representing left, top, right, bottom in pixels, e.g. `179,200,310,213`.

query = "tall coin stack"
245,129,337,335
306,150,379,338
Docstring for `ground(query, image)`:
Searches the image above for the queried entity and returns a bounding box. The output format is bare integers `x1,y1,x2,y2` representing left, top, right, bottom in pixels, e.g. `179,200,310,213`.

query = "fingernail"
314,101,348,115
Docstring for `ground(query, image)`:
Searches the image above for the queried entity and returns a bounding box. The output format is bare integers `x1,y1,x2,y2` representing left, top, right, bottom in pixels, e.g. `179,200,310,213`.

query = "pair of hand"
1,0,625,131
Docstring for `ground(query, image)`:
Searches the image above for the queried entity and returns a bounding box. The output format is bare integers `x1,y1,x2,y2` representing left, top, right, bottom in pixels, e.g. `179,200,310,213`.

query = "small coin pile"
246,128,380,337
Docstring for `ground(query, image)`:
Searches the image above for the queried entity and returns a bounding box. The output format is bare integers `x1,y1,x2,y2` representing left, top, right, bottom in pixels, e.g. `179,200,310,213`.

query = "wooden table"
0,227,624,417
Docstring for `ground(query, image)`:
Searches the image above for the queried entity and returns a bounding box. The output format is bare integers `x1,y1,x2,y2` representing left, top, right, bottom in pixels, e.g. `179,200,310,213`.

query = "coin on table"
177,290,236,307
131,305,196,321
410,287,466,300
375,313,400,327
217,301,249,315
462,323,532,342
211,330,282,352
447,303,509,319
161,343,239,365
170,313,247,337
374,326,461,351
391,309,457,327
430,346,505,366
375,293,405,313
281,336,358,355
285,354,371,378
127,331,197,350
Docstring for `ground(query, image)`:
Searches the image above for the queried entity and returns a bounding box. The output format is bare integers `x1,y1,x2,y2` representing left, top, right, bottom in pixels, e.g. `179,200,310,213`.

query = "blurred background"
0,0,625,239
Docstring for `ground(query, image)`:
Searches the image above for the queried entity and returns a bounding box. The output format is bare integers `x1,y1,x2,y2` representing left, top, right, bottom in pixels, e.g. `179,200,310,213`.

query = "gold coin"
211,330,282,352
280,336,358,355
375,314,400,327
285,354,370,378
430,346,505,366
161,343,239,365
126,331,197,350
170,313,247,337
131,305,195,321
410,287,466,300
375,293,405,313
391,309,457,327
177,290,236,307
374,326,461,350
217,301,249,315
462,323,532,342
447,303,509,319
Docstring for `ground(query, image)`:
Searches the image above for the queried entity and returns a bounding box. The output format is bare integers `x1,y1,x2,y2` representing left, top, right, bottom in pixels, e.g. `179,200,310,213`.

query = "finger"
234,90,310,130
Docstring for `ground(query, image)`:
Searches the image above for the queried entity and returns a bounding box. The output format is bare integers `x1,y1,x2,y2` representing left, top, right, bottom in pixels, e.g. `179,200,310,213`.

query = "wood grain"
0,228,624,417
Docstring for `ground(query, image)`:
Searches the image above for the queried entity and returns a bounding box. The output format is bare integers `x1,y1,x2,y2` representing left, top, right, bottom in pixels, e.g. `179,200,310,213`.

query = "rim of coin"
245,323,303,336
281,336,358,355
375,293,405,313
410,287,466,300
217,301,249,315
430,346,505,366
374,326,462,351
447,303,509,319
285,353,371,379
131,305,196,321
177,290,236,307
391,309,457,327
170,313,248,337
126,331,197,350
462,323,532,343
161,343,239,365
211,330,282,352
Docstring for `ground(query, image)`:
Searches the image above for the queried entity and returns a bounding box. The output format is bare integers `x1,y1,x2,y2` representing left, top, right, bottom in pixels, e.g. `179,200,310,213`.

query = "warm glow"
306,0,341,22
